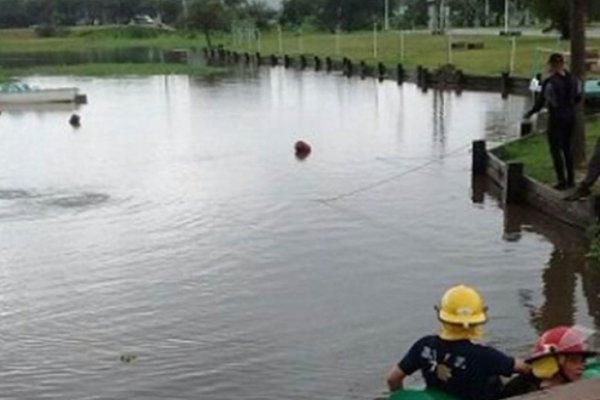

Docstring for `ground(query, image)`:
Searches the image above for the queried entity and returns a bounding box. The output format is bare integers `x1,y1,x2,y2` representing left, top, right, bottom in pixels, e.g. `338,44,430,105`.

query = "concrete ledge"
508,378,600,400
479,139,600,229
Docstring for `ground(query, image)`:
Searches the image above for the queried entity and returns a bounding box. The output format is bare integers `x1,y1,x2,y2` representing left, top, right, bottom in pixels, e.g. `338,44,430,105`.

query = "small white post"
447,31,452,64
277,24,283,55
298,28,304,53
256,29,261,53
373,22,378,59
335,26,341,55
510,36,517,74
400,30,405,62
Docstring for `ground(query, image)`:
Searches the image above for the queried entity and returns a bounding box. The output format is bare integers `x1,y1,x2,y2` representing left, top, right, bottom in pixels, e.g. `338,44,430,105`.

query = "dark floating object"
294,140,311,160
120,353,138,363
75,94,87,104
69,114,81,127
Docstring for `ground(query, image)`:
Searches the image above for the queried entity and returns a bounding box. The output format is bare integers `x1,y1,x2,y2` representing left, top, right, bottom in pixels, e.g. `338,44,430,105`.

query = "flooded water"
0,69,599,400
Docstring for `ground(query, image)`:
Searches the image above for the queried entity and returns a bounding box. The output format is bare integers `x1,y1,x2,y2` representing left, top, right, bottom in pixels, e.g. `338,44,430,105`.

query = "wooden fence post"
503,161,524,204
397,63,405,84
472,140,487,176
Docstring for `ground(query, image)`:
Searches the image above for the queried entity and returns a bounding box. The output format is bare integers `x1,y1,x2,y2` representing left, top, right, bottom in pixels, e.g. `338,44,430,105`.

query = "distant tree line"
0,0,598,41
0,0,276,29
280,0,600,33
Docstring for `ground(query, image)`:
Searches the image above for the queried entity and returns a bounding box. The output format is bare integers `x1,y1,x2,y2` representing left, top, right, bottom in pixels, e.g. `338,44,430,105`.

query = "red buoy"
294,140,311,159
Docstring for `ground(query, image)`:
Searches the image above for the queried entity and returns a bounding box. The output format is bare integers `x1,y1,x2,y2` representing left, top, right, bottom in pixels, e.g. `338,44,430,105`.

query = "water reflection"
471,176,600,333
0,102,80,114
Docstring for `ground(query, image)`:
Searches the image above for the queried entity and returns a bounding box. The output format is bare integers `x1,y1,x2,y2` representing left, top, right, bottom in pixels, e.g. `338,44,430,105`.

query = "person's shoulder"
465,341,511,357
412,335,437,345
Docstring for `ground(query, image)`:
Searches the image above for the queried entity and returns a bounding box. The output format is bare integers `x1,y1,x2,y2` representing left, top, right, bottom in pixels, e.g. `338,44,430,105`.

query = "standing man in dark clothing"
524,53,583,190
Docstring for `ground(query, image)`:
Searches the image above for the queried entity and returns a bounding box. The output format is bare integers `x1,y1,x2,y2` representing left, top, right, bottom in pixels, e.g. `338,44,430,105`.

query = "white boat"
0,83,80,104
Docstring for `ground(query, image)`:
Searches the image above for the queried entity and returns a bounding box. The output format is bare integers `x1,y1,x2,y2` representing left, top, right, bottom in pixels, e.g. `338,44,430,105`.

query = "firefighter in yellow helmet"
386,285,529,400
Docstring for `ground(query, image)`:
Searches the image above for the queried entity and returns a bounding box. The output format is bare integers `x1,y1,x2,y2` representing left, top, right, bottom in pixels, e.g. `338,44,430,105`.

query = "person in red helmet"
500,326,598,398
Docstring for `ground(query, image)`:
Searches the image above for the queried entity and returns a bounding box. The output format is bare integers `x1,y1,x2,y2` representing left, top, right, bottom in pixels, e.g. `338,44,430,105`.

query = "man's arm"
513,358,531,374
386,365,407,392
524,81,549,118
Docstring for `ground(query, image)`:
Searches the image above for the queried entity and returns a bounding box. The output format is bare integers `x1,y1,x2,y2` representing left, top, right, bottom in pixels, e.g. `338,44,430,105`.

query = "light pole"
384,0,390,31
182,0,188,20
504,0,509,34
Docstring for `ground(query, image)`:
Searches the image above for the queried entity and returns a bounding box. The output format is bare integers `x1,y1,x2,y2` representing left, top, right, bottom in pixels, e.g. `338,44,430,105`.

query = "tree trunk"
571,0,586,165
559,11,571,40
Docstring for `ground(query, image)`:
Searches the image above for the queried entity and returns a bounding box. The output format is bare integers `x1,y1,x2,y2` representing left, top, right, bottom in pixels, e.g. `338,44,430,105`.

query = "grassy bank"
2,26,600,77
0,63,226,78
230,30,600,77
494,118,600,184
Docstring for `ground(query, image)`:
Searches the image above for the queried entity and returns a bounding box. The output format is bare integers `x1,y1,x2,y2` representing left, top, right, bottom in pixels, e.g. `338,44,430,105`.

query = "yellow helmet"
436,285,488,327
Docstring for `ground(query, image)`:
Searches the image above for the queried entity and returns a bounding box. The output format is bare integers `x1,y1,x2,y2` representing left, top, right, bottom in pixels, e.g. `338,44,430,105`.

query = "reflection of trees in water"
581,261,600,328
533,249,579,331
472,176,600,333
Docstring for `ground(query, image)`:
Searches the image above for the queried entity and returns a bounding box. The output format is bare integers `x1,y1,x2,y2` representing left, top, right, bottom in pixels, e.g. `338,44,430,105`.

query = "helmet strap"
555,355,572,383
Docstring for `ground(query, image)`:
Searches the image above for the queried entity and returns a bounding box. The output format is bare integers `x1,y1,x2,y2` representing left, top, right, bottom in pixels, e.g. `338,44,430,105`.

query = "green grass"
227,30,600,77
2,26,600,77
494,119,600,184
0,26,205,52
0,63,226,77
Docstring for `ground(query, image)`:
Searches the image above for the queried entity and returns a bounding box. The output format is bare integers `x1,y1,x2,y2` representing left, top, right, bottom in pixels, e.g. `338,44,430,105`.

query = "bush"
76,26,168,39
587,223,600,260
33,24,57,38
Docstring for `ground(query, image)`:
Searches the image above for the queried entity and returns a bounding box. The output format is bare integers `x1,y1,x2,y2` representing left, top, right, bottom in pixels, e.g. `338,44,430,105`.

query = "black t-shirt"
499,373,542,399
399,335,515,400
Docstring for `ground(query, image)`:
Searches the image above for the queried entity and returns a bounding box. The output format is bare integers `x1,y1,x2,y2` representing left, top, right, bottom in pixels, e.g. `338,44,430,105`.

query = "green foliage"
281,0,325,27
77,26,165,39
187,0,228,32
0,62,227,78
525,0,598,38
586,223,600,261
238,1,278,30
33,24,57,37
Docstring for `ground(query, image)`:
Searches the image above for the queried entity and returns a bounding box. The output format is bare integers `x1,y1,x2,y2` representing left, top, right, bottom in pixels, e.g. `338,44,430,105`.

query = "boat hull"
0,88,79,104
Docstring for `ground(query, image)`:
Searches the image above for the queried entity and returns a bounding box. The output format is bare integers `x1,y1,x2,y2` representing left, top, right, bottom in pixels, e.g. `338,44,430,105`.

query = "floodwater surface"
0,69,598,400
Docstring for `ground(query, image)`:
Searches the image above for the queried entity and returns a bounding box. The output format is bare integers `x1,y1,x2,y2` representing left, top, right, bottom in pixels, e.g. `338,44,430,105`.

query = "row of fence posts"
203,47,531,95
204,47,410,85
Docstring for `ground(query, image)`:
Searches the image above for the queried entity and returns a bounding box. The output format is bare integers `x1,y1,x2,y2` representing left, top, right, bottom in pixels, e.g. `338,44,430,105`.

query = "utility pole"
181,0,188,20
504,0,509,34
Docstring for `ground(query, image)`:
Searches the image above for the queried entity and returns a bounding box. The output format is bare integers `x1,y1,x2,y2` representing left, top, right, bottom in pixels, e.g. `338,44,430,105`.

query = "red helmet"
528,326,597,362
